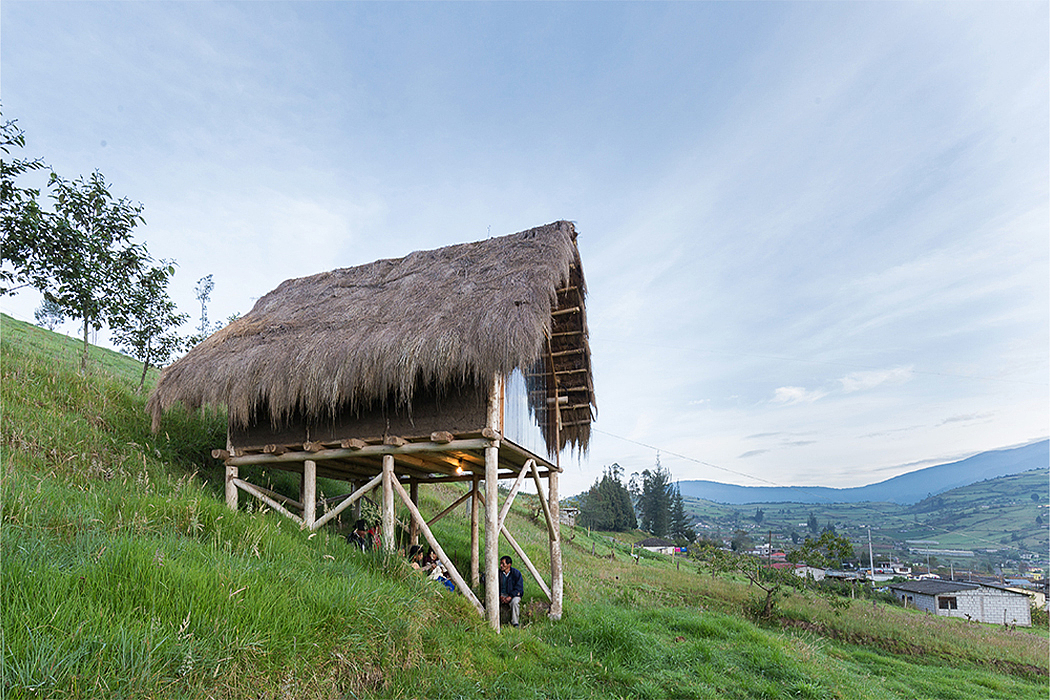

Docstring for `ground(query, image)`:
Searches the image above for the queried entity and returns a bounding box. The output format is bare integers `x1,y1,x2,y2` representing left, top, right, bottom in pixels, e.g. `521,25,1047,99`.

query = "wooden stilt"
498,459,535,531
225,464,238,511
548,468,563,620
427,489,474,527
485,444,500,630
409,479,419,546
352,480,363,522
382,454,395,551
302,460,317,529
471,476,480,589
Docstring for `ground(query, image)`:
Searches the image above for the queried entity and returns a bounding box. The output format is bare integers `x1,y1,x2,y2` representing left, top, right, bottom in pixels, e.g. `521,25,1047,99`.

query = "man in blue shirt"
499,555,524,627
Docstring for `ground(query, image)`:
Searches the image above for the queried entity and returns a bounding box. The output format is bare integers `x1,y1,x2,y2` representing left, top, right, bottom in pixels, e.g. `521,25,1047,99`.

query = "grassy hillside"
2,313,1048,699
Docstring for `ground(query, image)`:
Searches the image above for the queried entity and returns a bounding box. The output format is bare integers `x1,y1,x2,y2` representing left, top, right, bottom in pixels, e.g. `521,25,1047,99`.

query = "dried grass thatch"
147,221,594,451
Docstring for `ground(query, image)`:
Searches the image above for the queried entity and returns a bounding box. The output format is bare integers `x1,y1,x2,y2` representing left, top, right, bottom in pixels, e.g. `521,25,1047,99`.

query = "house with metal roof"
889,579,1032,626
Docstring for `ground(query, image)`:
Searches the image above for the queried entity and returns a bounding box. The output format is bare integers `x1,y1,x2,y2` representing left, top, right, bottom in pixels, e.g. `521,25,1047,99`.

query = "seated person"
346,519,372,551
498,555,524,627
407,545,425,569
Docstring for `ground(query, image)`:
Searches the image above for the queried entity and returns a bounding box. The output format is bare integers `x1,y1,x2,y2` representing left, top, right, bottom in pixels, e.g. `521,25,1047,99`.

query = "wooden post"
471,476,480,589
409,479,419,546
302,460,317,530
225,464,238,512
485,371,503,631
549,468,563,619
382,454,395,551
311,473,383,530
352,480,362,522
485,445,499,631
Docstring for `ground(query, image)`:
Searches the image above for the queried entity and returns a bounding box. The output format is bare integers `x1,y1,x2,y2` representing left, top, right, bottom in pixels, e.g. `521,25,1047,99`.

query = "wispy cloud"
772,386,828,405
739,449,769,459
839,366,913,393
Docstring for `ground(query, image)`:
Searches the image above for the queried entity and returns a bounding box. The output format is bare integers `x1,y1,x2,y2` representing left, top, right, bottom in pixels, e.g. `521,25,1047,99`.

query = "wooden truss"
215,418,563,631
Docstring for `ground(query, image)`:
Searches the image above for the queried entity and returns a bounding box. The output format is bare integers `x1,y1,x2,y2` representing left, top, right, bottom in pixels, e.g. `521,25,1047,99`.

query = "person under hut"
346,519,373,551
499,555,524,627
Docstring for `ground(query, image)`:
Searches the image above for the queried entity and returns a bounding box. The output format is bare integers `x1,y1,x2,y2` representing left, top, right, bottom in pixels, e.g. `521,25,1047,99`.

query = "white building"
890,580,1032,627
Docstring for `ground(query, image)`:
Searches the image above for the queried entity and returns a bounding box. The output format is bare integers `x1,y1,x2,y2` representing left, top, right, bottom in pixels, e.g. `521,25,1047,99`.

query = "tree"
730,529,753,552
753,507,764,525
578,464,636,532
669,485,692,543
33,297,64,330
0,115,48,295
42,171,148,373
637,462,673,537
109,261,188,392
807,512,819,535
787,530,854,569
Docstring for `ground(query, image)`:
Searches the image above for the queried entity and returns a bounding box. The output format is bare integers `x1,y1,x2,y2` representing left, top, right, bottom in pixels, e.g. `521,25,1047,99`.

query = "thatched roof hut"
148,220,595,459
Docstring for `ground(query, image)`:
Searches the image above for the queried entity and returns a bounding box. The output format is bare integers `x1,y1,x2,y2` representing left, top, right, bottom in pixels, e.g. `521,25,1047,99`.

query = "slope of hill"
677,440,1049,505
2,314,1047,699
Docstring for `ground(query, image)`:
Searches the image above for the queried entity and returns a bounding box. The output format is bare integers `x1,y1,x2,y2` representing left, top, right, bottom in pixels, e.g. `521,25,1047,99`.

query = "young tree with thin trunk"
110,261,187,392
0,115,48,295
43,171,148,373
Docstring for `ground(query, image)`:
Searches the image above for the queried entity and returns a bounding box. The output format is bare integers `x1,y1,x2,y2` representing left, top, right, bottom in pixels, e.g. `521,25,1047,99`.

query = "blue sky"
3,2,1047,496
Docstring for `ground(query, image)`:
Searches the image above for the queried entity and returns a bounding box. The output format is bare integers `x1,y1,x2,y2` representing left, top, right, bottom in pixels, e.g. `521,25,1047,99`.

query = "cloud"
839,366,914,393
939,413,993,425
772,386,828,405
739,449,769,459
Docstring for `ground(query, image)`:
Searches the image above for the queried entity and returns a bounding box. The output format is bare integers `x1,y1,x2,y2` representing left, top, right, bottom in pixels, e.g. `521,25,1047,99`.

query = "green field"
2,313,1048,698
684,470,1049,575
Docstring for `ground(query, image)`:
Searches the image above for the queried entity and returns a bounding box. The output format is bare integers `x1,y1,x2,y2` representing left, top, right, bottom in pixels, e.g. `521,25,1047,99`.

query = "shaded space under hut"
147,220,596,630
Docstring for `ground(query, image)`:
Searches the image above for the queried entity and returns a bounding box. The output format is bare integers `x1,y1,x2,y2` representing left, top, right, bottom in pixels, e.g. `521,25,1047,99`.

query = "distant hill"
676,440,1049,505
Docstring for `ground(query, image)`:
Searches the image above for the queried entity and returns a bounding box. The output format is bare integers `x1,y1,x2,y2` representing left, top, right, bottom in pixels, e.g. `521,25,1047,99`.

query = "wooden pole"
427,489,475,527
232,478,302,525
500,522,552,601
498,459,534,531
471,476,480,588
549,467,563,620
382,454,395,551
529,462,558,541
225,464,239,512
311,473,383,530
409,479,419,546
485,371,503,631
352,480,363,522
389,476,484,616
302,460,317,530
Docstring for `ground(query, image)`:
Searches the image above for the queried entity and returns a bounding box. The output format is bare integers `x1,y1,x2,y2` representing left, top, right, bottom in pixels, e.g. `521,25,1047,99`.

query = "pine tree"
669,485,692,543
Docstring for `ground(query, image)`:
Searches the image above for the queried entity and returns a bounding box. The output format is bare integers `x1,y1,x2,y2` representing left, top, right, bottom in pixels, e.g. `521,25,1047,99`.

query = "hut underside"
215,414,564,630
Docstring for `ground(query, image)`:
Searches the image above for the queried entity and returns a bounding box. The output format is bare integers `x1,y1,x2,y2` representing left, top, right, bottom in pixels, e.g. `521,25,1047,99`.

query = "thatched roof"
148,220,595,452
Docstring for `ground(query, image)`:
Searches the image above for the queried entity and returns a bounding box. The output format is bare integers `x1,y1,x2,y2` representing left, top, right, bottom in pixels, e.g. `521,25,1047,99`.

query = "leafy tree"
33,297,64,330
109,261,188,392
42,171,148,373
0,115,48,295
730,529,753,552
787,530,854,569
578,463,636,532
807,512,819,535
637,462,673,537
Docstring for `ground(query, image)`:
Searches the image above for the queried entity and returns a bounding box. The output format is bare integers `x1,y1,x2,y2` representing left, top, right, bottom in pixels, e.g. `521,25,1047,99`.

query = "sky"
2,1,1047,497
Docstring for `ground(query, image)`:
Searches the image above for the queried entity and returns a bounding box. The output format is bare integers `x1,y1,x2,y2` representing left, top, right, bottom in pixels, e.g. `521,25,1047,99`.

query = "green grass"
2,313,1048,699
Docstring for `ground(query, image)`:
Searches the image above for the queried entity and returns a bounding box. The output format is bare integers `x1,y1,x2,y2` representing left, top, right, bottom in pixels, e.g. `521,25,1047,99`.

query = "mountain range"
675,440,1049,505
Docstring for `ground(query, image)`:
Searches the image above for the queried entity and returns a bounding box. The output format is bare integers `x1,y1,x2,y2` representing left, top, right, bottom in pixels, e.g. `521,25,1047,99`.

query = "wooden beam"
382,454,395,551
233,479,303,525
302,460,317,529
389,476,484,616
263,444,287,455
470,477,480,589
409,479,419,546
212,449,231,460
550,348,583,358
384,436,407,447
430,431,454,444
303,441,325,453
529,463,558,542
340,438,367,450
224,438,495,467
497,460,534,532
551,307,580,316
427,488,474,527
500,524,552,601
